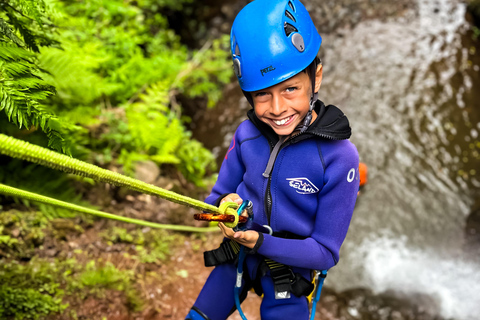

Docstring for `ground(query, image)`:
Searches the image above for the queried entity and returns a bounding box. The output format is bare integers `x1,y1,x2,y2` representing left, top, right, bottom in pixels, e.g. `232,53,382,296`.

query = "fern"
1,0,58,52
0,1,71,153
0,18,24,47
0,44,67,152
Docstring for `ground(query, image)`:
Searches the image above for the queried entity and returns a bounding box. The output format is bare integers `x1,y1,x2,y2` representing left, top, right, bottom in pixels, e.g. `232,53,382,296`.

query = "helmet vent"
284,22,298,37
235,44,241,56
288,1,295,12
285,10,296,22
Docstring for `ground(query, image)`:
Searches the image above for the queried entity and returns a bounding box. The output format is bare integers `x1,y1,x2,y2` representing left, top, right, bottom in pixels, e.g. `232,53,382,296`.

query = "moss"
0,258,71,319
0,210,48,259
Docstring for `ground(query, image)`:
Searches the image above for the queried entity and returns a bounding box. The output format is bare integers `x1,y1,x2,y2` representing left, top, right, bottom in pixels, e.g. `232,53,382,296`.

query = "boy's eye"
285,87,297,92
254,92,268,97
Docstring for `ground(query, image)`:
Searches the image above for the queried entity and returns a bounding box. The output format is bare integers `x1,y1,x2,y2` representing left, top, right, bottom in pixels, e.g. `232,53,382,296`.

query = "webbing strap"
265,258,314,298
204,240,240,267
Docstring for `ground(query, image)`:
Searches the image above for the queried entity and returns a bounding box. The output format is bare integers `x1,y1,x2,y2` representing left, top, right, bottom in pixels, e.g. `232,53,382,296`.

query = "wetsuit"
186,101,359,320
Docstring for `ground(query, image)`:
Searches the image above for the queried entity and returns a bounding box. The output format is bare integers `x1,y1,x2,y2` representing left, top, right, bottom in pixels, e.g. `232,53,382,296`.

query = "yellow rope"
0,183,219,232
0,133,239,228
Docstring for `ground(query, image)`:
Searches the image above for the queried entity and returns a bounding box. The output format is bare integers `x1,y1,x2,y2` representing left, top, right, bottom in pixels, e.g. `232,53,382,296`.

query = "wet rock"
325,287,445,320
51,218,83,240
465,200,480,254
134,160,160,184
467,0,480,27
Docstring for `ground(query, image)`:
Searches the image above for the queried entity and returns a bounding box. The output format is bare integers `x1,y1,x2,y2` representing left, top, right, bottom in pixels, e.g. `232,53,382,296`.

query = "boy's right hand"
218,193,259,249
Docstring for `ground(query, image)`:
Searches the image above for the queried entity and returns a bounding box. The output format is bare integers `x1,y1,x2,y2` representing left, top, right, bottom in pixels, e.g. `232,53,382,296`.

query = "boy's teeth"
274,116,291,126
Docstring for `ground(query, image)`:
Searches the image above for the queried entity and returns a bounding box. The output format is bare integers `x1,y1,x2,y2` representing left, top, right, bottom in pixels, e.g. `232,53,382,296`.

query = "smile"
272,115,294,126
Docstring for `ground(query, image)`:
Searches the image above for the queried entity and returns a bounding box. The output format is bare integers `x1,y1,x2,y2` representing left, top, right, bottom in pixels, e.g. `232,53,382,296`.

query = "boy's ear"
314,64,323,93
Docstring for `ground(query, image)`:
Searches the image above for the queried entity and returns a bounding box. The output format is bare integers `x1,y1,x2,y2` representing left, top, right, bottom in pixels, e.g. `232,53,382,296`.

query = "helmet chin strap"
298,91,317,133
298,58,319,133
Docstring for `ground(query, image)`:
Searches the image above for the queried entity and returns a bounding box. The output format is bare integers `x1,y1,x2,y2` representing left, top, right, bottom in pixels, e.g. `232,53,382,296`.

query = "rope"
0,134,240,226
0,183,219,233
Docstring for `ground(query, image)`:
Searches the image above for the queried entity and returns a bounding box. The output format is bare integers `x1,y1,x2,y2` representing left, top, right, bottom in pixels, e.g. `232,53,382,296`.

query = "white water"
319,0,480,319
351,235,480,319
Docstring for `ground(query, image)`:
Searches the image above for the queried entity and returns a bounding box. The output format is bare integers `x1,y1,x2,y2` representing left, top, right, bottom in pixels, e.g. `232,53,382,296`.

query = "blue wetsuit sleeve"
204,129,246,206
257,141,359,270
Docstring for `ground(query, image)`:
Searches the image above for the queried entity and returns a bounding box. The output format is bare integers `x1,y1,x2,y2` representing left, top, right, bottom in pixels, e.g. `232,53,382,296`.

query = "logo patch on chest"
286,178,319,194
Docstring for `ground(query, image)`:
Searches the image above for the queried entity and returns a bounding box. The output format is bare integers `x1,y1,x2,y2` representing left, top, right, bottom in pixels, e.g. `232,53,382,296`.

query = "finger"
218,222,234,238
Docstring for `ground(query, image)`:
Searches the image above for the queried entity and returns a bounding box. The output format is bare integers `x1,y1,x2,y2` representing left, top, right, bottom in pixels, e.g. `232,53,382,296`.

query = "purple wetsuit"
187,101,359,320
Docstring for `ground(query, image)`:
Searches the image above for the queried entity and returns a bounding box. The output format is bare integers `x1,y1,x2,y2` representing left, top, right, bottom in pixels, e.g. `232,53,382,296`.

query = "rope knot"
218,202,239,228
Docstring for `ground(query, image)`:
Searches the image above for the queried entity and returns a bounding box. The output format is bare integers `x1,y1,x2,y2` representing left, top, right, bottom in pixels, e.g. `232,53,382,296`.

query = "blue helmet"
231,0,322,92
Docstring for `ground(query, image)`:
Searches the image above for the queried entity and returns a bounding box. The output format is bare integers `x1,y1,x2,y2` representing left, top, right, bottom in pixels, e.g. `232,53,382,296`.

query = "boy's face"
251,65,322,136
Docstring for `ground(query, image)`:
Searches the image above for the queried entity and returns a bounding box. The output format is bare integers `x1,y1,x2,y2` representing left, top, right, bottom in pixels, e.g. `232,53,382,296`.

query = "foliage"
112,83,216,186
0,1,231,318
0,258,69,319
0,157,92,218
75,260,133,290
69,260,143,311
0,209,48,259
0,0,75,153
34,0,226,184
102,226,177,264
0,255,145,319
2,0,229,189
173,35,232,108
177,133,217,187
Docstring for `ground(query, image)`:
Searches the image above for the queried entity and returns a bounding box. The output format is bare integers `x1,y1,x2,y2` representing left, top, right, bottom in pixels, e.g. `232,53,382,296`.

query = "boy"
187,0,359,319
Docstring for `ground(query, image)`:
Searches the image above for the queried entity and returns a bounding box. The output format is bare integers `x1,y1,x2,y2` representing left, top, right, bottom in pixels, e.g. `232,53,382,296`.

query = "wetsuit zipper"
263,131,339,226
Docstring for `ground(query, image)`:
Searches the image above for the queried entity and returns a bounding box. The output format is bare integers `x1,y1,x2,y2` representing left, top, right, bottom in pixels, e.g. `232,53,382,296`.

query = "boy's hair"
303,56,322,93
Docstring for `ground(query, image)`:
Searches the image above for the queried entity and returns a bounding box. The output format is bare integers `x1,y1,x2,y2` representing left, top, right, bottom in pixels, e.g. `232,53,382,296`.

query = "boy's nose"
270,95,286,116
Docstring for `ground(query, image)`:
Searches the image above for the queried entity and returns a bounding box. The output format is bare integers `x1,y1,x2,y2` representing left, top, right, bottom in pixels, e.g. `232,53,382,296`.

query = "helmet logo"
260,65,276,76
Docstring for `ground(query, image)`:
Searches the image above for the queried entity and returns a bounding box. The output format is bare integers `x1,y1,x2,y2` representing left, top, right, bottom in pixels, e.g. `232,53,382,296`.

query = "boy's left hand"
218,223,259,249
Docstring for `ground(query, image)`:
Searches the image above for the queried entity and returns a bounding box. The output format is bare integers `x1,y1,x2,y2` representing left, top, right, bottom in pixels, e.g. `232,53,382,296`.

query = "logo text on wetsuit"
286,178,319,194
260,65,276,76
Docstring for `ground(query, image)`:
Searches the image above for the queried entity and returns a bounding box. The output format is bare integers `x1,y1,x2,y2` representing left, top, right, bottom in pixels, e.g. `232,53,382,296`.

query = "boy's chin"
270,126,296,136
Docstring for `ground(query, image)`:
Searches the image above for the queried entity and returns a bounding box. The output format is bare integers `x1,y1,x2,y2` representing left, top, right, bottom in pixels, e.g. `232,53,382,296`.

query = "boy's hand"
218,223,259,249
218,193,258,248
219,193,243,206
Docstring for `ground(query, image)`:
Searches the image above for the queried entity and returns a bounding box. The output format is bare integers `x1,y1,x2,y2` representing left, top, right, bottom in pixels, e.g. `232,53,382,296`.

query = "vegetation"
1,0,231,318
1,0,230,191
0,208,189,319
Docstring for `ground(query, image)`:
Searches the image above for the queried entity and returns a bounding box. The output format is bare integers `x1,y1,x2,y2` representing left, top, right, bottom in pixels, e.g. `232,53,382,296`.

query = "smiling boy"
186,1,359,319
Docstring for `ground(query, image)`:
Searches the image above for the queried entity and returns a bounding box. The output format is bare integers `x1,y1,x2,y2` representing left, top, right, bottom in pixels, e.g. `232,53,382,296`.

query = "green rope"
0,134,239,225
0,183,219,232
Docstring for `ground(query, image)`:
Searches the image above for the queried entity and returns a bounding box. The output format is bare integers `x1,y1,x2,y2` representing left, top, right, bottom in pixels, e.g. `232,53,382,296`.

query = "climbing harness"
203,200,326,319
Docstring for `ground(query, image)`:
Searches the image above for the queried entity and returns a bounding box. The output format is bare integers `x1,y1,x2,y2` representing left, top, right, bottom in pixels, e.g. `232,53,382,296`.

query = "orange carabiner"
194,213,248,224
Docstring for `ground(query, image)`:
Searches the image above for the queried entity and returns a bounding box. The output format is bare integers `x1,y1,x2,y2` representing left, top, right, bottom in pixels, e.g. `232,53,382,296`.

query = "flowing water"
321,1,480,319
193,0,480,318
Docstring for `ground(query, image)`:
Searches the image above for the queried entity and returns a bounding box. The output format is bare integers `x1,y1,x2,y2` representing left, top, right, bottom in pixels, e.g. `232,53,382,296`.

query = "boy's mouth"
271,115,294,126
